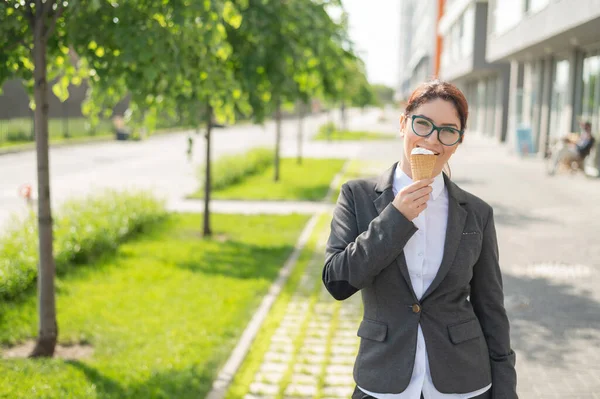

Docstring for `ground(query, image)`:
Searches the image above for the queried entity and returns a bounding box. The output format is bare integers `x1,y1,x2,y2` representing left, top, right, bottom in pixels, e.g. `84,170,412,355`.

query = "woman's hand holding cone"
392,178,434,221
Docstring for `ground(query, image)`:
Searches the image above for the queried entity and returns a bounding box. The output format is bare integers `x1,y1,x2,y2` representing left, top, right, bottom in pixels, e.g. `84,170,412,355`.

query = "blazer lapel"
373,163,417,301
421,174,468,301
373,163,395,215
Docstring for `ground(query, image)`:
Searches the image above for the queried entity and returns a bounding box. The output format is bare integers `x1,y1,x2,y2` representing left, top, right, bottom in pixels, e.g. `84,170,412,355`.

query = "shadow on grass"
286,184,331,201
68,356,221,399
175,239,294,281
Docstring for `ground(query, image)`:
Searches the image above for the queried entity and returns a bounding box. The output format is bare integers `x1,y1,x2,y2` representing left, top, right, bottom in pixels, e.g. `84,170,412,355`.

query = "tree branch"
34,0,42,15
45,2,65,40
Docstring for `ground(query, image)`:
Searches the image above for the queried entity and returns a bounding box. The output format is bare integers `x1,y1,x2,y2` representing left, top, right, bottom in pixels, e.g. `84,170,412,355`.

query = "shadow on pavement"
503,273,600,366
489,202,561,228
451,177,485,187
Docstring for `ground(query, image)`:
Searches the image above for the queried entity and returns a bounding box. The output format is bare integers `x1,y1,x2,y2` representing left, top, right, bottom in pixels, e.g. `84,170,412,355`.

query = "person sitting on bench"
549,121,595,174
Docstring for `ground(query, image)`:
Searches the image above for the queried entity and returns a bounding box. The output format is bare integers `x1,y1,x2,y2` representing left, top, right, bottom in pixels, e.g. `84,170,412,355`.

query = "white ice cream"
411,147,436,155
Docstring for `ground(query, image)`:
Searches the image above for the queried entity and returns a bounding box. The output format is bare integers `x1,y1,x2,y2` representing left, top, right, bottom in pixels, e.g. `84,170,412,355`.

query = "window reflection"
581,54,600,135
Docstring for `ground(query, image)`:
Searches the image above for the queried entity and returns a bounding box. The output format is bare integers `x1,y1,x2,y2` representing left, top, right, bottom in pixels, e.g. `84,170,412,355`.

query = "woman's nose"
425,131,438,145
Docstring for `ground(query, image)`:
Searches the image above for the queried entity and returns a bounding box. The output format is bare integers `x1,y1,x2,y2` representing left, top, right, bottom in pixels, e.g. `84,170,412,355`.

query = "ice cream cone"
410,153,438,180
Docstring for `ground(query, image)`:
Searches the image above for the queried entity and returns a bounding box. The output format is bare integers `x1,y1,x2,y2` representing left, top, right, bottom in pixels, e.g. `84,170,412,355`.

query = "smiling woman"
398,80,468,180
322,80,518,399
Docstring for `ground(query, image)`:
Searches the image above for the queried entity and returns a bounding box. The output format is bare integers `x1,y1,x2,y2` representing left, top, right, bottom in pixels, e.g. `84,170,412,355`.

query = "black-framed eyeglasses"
410,114,463,146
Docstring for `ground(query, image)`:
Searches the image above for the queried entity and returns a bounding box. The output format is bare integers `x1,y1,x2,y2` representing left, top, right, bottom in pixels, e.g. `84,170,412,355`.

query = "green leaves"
0,0,369,134
223,1,243,29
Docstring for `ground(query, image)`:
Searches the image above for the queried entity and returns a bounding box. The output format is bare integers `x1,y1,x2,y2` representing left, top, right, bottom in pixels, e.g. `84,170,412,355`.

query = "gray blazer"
323,163,517,398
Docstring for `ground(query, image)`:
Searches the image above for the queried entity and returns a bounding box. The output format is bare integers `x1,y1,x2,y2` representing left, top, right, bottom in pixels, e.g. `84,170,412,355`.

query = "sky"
341,0,401,89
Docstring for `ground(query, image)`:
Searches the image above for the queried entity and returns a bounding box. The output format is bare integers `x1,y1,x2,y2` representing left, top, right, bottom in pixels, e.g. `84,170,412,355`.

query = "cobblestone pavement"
243,226,362,399
235,128,600,398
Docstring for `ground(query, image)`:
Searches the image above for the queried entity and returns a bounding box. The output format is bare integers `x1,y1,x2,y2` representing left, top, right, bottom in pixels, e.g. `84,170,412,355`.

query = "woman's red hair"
404,80,469,132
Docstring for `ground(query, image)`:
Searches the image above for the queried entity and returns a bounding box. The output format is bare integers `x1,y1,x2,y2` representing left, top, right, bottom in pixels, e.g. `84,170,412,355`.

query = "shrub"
0,190,167,300
6,130,31,143
199,148,273,191
318,122,337,138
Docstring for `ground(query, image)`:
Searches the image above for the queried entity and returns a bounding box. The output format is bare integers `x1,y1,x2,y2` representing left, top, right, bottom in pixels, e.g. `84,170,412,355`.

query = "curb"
205,213,320,399
205,159,344,399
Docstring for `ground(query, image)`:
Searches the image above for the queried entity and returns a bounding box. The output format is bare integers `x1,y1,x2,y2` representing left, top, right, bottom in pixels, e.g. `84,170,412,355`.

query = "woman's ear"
399,114,407,137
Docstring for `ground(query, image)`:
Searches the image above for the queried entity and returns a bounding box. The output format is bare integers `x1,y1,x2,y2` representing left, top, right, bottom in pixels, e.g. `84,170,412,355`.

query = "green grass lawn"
313,129,394,141
0,118,113,148
191,158,346,201
329,159,391,203
0,213,310,399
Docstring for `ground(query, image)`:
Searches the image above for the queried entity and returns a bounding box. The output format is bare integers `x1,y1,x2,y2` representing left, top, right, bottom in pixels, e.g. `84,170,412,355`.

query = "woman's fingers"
403,178,434,194
403,186,433,204
393,178,434,221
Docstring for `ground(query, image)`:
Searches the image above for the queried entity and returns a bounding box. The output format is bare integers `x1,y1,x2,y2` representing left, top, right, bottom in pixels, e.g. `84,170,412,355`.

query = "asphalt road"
0,108,386,230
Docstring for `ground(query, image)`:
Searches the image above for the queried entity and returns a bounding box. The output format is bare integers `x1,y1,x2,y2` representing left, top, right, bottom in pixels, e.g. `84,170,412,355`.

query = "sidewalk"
216,130,600,398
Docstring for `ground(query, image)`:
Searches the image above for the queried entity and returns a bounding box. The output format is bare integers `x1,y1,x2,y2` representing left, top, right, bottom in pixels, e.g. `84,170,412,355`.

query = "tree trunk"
203,105,213,237
297,102,304,165
274,99,282,182
340,101,347,131
29,8,58,358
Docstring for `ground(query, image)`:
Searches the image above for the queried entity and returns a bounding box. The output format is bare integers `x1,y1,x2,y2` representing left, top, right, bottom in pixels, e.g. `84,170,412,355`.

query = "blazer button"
412,304,421,313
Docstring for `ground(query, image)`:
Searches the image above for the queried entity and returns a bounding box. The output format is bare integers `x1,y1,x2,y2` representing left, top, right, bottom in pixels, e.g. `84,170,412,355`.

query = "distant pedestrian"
548,121,595,174
186,134,194,162
323,80,517,399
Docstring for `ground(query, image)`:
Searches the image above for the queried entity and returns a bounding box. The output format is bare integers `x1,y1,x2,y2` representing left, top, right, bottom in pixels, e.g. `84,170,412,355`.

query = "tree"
227,0,352,181
372,84,396,105
1,0,70,357
0,0,245,356
75,1,247,240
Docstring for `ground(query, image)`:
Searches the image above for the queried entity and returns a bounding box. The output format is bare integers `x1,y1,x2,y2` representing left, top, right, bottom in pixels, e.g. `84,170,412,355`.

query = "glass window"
486,78,497,137
515,88,524,126
451,24,460,61
580,54,600,135
442,41,450,69
461,6,474,57
494,0,524,35
549,59,570,139
477,80,487,132
522,62,540,127
467,82,478,131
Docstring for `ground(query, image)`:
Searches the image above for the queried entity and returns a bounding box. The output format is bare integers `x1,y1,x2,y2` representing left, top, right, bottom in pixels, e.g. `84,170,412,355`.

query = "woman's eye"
441,128,457,135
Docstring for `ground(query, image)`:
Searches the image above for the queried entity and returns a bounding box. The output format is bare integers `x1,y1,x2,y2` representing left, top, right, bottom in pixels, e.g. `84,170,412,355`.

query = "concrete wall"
487,0,600,62
0,79,129,120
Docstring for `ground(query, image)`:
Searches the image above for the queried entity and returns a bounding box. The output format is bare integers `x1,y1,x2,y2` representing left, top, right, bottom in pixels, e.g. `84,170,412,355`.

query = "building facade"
438,0,510,142
398,0,438,100
486,0,600,173
398,0,600,174
398,0,415,100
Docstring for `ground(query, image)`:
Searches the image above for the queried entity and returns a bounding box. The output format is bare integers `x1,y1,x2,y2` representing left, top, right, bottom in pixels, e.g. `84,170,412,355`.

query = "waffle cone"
410,154,438,180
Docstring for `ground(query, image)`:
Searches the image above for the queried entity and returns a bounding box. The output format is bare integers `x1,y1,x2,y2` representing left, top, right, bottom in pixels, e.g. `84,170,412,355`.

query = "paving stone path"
243,226,362,399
